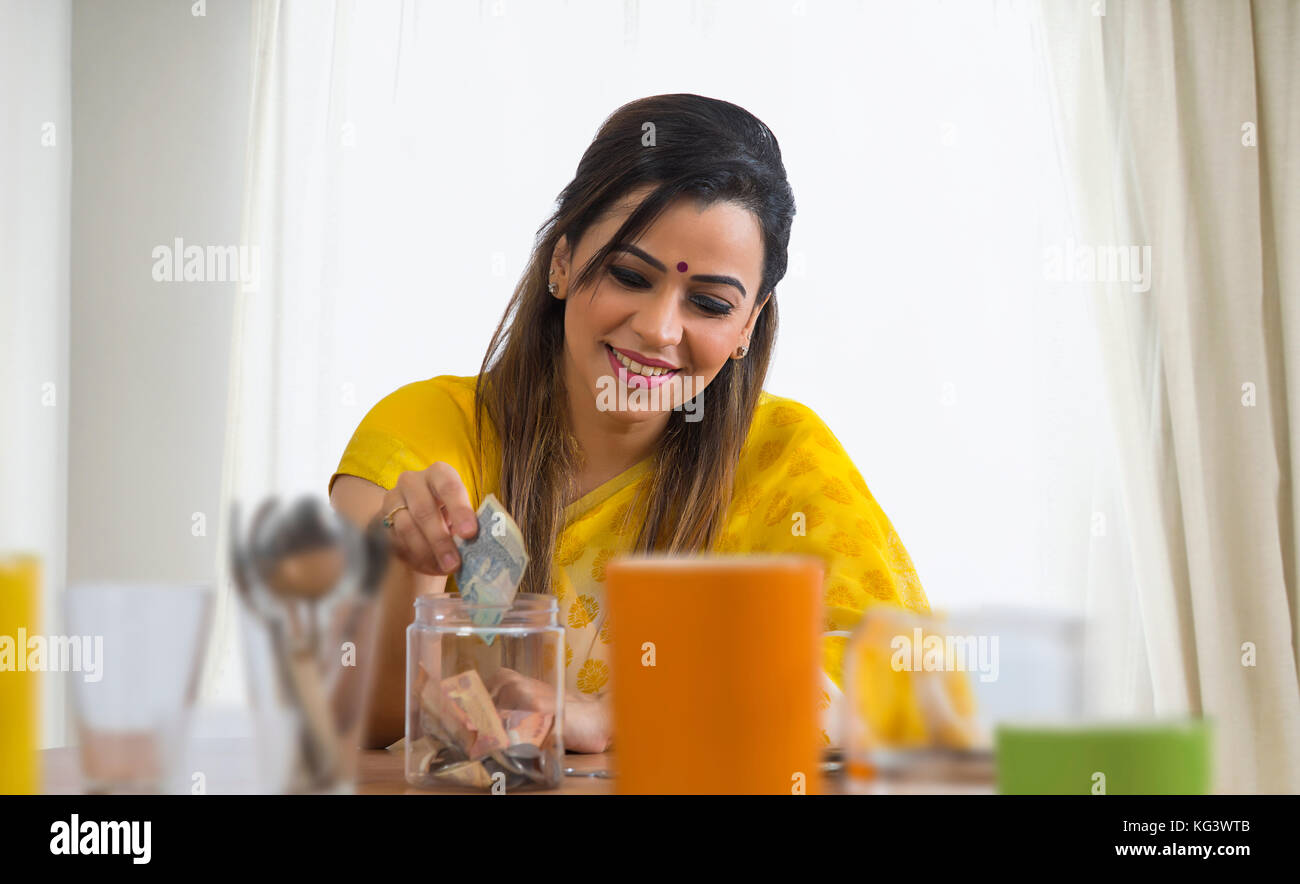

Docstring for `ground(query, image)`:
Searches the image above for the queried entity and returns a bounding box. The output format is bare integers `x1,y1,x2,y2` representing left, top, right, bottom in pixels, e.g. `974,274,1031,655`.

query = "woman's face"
552,185,769,426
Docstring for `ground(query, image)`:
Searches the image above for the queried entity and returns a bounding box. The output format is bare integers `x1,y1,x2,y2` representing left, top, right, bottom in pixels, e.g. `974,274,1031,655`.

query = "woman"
329,93,931,753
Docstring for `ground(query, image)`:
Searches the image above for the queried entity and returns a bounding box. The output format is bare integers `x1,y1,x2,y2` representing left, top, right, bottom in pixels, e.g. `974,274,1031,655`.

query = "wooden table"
39,743,993,795
38,743,614,795
360,747,615,795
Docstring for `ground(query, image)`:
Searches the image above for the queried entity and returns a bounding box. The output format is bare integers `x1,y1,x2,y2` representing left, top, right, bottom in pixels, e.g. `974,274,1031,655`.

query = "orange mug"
605,555,825,794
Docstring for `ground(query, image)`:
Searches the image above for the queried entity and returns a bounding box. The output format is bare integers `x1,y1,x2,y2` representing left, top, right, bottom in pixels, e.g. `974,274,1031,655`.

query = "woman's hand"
563,693,613,754
378,462,478,575
484,667,612,754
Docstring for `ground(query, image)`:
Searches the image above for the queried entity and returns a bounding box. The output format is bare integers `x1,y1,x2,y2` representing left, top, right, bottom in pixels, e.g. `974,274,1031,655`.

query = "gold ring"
382,504,408,529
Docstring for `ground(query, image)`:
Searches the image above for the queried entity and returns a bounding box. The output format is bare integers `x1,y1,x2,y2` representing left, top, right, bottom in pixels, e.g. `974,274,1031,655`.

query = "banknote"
413,668,561,790
454,493,528,644
433,759,493,789
433,670,511,761
501,710,553,747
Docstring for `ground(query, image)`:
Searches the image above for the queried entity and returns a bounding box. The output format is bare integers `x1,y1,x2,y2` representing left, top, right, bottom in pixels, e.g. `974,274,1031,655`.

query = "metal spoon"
563,767,615,779
561,754,843,779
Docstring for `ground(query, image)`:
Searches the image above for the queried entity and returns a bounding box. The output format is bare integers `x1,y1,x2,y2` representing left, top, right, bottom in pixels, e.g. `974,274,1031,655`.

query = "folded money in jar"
405,495,564,791
453,493,528,646
412,669,560,791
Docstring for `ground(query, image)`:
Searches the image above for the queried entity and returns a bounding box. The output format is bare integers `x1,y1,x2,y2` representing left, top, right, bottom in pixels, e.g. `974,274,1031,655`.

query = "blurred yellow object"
0,554,42,794
844,607,982,753
822,632,849,691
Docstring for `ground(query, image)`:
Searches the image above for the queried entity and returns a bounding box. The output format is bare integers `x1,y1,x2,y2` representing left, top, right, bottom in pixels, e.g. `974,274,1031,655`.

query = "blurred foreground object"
606,556,825,795
0,554,41,794
230,495,386,793
996,720,1212,794
843,606,1084,785
64,582,214,792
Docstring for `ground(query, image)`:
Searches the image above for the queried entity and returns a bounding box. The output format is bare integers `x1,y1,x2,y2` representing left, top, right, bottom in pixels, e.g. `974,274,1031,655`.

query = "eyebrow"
611,243,748,299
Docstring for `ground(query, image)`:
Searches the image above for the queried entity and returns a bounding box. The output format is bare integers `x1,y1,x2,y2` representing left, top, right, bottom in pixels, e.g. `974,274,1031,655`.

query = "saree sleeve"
328,375,487,504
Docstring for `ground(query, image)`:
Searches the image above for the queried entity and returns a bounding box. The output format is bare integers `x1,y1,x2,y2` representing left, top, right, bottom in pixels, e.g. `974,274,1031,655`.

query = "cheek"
565,289,620,344
687,322,742,369
561,299,597,361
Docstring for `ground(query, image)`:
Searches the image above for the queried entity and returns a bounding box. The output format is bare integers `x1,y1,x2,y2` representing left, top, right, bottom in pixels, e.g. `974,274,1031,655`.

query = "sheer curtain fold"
1036,0,1300,792
1253,1,1300,664
205,0,358,702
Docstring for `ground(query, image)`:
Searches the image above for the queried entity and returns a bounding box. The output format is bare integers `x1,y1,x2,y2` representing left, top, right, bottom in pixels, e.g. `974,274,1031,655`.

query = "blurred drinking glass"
64,582,214,793
842,604,1083,783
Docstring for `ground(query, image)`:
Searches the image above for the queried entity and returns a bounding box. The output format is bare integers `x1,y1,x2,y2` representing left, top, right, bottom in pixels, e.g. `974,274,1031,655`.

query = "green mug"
995,719,1213,794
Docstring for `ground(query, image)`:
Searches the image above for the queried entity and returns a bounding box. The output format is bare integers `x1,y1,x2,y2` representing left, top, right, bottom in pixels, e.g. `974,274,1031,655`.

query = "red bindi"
676,261,688,272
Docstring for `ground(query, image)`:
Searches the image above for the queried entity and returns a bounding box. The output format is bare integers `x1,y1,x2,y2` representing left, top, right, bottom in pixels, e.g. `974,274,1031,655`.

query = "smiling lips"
605,344,680,390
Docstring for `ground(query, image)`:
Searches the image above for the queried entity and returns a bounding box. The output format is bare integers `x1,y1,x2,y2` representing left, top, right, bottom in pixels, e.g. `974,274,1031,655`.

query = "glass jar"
841,606,1012,789
405,592,565,791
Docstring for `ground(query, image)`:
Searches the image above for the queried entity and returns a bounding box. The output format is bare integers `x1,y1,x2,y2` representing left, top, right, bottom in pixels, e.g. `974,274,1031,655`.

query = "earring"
736,344,749,358
548,271,557,296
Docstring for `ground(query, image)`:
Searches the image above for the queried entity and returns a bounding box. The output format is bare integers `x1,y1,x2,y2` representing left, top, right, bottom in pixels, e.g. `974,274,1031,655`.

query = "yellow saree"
331,375,935,747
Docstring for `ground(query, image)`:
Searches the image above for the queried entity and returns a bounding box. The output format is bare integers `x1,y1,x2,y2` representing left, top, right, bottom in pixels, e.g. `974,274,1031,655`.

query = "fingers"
379,460,483,577
381,487,440,575
487,678,517,708
380,461,477,576
482,668,546,712
426,461,478,540
482,666,516,699
396,470,460,573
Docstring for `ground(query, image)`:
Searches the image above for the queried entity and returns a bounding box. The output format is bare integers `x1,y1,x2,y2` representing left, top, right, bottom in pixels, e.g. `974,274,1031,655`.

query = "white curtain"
211,0,1117,704
213,0,453,702
0,0,72,748
1034,0,1300,793
209,0,354,702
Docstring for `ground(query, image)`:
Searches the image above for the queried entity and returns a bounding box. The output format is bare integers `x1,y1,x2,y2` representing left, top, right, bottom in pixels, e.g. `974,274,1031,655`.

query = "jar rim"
414,591,556,611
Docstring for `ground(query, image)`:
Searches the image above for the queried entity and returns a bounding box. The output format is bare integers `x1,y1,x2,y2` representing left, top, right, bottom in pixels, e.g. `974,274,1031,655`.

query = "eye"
610,264,733,316
691,296,733,316
609,266,650,288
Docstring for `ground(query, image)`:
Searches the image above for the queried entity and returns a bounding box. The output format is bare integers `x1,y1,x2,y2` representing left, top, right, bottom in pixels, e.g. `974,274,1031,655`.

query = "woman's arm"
329,474,446,748
330,471,613,752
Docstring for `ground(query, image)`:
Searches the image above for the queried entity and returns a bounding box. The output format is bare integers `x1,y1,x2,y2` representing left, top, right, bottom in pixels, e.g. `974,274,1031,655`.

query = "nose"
629,288,683,351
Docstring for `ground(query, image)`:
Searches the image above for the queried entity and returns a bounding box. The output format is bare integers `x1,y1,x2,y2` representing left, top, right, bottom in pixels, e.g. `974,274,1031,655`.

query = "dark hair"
475,93,797,594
